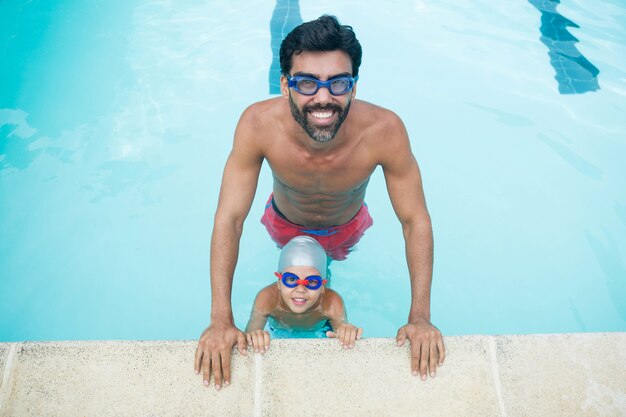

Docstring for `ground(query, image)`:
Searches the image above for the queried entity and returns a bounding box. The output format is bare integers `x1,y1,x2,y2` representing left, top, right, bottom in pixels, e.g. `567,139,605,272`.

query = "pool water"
1,0,625,342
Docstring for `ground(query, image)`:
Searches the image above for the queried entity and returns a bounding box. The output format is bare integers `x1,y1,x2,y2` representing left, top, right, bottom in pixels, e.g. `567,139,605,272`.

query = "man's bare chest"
266,144,376,195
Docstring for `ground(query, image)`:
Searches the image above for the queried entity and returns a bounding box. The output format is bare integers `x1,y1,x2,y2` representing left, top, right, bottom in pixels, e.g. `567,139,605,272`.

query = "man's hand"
327,323,363,348
194,322,247,390
396,317,445,380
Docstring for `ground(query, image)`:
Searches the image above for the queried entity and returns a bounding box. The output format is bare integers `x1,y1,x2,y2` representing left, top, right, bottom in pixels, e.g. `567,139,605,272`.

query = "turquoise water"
1,0,625,342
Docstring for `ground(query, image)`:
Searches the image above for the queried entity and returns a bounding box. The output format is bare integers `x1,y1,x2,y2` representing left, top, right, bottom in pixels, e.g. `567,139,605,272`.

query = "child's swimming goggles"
275,272,327,290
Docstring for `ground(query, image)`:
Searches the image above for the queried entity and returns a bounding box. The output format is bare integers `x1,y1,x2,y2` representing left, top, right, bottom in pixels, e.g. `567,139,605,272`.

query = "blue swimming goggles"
287,75,358,96
275,272,327,290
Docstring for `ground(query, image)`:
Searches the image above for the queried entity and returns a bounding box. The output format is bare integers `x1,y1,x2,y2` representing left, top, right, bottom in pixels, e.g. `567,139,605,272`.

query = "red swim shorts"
260,194,373,261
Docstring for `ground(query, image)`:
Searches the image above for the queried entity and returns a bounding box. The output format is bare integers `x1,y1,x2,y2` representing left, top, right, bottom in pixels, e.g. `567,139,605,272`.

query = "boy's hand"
326,323,362,348
246,329,271,353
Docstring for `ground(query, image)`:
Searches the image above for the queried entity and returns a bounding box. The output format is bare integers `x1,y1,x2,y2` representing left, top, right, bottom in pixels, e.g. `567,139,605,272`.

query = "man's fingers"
195,324,246,389
246,333,252,346
438,338,446,365
357,327,363,340
194,345,203,374
211,352,223,390
237,332,248,356
429,340,438,377
410,342,421,377
396,327,407,347
419,342,428,380
202,354,211,387
326,331,336,338
221,349,232,386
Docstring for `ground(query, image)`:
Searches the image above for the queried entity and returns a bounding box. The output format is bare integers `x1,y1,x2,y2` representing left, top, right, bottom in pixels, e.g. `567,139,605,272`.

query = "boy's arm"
245,310,270,353
324,290,347,329
245,285,275,352
245,310,269,333
323,290,362,348
245,285,277,331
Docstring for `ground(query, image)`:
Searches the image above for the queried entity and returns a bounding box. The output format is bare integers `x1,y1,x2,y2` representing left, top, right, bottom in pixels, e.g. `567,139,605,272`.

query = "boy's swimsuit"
267,316,332,339
260,193,374,261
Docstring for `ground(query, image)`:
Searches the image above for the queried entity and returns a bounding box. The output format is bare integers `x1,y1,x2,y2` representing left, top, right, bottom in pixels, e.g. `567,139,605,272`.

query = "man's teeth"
293,298,306,302
311,111,333,119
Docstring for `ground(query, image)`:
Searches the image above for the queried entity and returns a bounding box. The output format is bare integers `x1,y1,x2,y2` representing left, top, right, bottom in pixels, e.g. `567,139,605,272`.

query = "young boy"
245,235,362,352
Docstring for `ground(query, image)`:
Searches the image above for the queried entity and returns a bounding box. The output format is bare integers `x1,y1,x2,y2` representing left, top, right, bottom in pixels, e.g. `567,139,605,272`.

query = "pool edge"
0,333,624,416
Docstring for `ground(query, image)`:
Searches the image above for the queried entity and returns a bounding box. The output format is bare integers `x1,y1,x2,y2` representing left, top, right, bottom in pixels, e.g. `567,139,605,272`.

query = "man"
194,15,445,390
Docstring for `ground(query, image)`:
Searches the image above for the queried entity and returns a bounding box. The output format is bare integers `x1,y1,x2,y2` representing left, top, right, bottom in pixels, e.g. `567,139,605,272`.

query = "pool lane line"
489,336,508,417
0,343,20,413
254,352,263,417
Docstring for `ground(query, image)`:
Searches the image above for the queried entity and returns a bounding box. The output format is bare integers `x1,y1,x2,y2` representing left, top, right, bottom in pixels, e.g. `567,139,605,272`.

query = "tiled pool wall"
1,333,625,417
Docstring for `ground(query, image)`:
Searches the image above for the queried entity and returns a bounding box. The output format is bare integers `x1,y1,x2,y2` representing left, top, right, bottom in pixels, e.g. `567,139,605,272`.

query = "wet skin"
244,265,362,353
195,49,444,390
271,50,373,227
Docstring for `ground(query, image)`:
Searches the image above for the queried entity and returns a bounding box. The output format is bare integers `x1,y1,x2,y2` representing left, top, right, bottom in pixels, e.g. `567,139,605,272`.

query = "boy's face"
277,265,325,314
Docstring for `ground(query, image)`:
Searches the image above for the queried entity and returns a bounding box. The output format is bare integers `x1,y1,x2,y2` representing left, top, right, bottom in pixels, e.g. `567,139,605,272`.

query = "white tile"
259,336,500,417
496,333,626,417
1,341,254,417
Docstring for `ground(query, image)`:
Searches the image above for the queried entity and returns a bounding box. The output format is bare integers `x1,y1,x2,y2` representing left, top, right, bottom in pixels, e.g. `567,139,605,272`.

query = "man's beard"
289,93,352,143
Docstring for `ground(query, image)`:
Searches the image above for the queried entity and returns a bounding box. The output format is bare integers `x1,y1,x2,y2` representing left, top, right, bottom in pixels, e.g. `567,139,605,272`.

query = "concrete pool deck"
0,333,624,416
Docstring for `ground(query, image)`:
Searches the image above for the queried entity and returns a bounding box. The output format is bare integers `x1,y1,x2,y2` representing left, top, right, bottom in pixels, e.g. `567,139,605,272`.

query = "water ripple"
536,132,603,179
585,230,626,323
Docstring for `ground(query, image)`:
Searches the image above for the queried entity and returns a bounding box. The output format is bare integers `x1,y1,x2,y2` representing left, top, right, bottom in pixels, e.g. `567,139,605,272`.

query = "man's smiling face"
281,50,357,143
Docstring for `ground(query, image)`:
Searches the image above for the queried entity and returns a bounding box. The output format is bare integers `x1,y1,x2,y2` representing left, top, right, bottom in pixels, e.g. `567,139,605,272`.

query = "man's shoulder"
352,99,404,130
352,99,395,114
350,100,407,146
241,97,287,123
234,98,287,147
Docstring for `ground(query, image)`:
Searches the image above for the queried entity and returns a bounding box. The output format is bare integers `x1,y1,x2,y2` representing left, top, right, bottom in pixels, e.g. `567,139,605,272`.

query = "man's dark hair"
279,15,362,77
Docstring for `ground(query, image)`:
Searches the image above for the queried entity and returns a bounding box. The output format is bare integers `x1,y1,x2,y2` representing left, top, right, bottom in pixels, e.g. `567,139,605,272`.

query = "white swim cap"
278,236,327,279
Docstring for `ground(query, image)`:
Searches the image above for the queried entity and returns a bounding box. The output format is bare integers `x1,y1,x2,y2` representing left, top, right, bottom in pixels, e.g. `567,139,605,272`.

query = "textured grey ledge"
0,333,625,417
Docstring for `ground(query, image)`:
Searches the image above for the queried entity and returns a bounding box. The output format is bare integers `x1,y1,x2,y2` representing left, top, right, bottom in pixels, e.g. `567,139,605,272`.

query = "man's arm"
378,112,445,380
194,106,265,390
